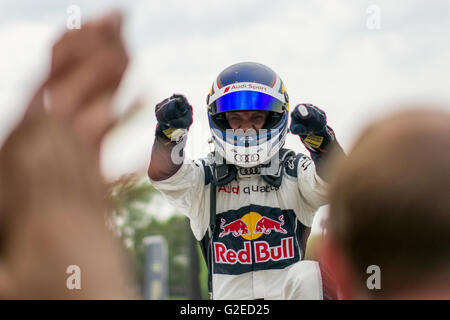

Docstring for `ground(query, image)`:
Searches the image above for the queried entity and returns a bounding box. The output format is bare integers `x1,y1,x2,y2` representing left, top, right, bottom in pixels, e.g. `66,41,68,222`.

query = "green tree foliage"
107,174,195,298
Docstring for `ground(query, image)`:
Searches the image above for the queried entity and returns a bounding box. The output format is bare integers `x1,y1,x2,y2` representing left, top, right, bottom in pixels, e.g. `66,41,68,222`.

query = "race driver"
148,62,344,299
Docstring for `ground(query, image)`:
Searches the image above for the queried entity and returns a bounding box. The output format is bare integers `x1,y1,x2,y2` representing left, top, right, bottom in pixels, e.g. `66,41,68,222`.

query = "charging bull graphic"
254,215,287,235
219,218,251,238
218,214,287,239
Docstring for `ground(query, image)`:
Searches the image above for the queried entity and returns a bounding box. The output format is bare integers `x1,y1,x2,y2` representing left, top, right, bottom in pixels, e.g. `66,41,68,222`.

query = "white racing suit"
150,151,329,299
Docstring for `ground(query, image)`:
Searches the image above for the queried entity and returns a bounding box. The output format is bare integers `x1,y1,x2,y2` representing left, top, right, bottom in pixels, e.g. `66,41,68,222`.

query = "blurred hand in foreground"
0,11,136,299
26,10,129,161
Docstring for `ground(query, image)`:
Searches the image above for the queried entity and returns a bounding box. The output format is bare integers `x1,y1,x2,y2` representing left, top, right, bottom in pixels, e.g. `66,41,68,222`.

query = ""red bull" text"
214,237,295,264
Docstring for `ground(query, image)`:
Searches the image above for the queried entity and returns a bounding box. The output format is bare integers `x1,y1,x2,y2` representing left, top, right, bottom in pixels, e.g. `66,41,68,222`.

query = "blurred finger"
48,39,128,118
113,97,145,124
50,11,123,80
23,82,47,121
71,90,117,155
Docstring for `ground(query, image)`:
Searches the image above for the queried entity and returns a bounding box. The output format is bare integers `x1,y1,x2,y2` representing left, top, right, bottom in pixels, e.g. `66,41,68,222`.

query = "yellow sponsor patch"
162,127,184,139
304,134,323,149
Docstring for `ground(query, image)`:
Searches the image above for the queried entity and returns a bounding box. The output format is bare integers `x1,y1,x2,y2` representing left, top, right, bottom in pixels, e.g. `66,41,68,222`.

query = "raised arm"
148,94,193,181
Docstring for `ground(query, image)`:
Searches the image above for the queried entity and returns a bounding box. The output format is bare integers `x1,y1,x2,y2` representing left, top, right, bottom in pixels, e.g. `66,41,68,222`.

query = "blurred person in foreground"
0,11,136,299
320,108,450,299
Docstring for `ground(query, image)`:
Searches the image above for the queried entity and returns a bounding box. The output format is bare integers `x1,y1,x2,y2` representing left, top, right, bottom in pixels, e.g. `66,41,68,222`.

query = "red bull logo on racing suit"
212,206,302,274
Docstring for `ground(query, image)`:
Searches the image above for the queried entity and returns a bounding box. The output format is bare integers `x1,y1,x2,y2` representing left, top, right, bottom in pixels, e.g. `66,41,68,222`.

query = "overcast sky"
1,0,449,226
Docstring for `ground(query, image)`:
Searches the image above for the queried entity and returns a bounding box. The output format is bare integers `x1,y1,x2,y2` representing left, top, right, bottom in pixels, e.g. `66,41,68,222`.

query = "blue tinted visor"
211,90,285,115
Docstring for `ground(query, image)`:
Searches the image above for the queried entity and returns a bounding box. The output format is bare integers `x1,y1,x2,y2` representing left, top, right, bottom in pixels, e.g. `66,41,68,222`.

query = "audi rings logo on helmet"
234,153,260,163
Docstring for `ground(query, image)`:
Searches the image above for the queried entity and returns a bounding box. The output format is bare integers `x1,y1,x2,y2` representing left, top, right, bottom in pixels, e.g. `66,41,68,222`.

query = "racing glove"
155,94,193,144
290,104,344,180
290,104,336,153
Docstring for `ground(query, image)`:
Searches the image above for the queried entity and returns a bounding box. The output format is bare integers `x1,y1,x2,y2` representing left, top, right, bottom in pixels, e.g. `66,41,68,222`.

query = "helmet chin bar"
210,127,287,168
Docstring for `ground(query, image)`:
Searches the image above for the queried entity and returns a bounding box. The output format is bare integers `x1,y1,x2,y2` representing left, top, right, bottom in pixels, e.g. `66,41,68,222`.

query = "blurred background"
1,0,449,299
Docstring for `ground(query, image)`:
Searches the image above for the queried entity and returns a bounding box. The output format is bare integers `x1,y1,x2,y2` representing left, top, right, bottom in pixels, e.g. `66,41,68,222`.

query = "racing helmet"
207,62,290,167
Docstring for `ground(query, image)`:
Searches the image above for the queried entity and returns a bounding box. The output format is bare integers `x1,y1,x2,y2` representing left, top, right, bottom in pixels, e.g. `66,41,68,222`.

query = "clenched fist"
155,94,193,144
290,104,336,153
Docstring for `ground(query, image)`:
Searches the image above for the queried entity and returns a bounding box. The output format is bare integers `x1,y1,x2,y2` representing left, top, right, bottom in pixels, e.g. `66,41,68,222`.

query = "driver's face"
225,110,268,131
